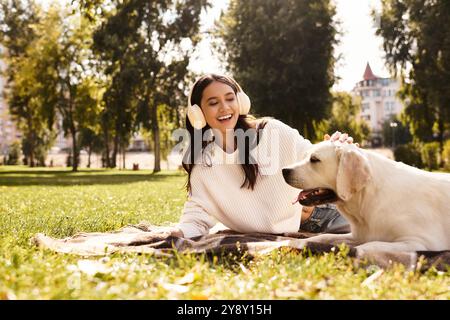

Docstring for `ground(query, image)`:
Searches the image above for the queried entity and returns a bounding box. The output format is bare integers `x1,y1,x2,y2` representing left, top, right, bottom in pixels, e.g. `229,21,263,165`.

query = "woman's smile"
217,113,234,124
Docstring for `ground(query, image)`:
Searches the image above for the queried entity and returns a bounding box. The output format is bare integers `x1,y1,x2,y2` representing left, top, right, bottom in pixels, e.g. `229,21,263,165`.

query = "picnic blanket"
32,222,450,271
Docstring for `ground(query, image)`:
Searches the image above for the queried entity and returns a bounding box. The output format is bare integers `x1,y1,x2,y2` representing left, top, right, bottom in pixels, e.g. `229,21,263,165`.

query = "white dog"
282,141,450,252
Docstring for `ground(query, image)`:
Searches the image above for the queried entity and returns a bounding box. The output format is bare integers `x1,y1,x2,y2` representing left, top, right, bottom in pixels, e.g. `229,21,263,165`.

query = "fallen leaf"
162,283,189,294
175,272,195,285
77,259,110,276
362,269,384,287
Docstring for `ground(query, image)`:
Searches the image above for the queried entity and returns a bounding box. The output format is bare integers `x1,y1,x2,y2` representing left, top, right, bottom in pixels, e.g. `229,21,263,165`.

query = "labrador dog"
282,141,450,252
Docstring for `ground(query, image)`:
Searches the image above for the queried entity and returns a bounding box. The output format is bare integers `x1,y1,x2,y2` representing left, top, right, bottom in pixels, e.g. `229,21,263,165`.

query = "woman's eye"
310,156,320,163
226,98,235,102
208,101,218,106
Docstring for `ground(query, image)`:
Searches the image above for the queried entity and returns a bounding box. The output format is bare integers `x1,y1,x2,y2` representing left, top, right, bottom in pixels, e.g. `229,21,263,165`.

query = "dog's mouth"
293,188,339,206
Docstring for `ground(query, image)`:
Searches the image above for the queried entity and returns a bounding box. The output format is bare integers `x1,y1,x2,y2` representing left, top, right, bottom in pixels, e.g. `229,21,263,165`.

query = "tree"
56,10,105,171
376,0,450,162
1,2,103,170
26,5,104,172
79,127,104,168
0,0,39,58
6,141,20,165
93,0,209,172
314,92,371,145
0,0,51,167
381,114,412,148
216,0,339,140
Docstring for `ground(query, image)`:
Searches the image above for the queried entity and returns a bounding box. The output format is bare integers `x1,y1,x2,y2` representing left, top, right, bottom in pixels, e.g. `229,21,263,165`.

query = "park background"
1,0,449,171
0,0,449,300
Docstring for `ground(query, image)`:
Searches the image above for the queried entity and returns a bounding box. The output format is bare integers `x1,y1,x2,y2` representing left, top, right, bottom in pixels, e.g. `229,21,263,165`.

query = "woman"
169,73,350,238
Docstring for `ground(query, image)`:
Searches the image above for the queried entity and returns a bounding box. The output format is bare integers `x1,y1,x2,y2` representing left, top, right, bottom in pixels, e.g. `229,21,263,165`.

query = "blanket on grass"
32,223,450,271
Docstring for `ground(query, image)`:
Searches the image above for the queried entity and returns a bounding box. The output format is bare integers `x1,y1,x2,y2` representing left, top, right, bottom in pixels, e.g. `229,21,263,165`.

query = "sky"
38,0,389,92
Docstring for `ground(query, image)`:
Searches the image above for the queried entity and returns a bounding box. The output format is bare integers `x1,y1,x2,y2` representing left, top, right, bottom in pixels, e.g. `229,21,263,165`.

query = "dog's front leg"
303,232,356,246
354,241,429,270
355,240,427,253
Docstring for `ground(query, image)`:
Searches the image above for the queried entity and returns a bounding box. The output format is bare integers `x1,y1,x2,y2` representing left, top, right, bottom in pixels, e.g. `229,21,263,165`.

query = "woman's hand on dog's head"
324,131,359,147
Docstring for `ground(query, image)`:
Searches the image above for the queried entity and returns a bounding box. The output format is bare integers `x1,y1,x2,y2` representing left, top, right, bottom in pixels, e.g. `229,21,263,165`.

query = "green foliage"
93,0,209,171
393,143,423,168
144,104,180,162
217,0,339,139
0,0,40,59
0,2,103,170
313,92,371,144
376,0,450,150
0,0,53,167
442,140,450,171
6,141,21,165
381,115,412,148
421,142,441,171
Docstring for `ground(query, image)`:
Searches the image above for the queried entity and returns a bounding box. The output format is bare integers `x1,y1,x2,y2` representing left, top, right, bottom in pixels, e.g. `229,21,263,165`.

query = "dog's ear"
336,146,371,201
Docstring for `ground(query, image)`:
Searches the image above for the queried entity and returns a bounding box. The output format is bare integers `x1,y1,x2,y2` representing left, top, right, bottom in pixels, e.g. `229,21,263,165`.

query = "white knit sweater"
177,119,313,238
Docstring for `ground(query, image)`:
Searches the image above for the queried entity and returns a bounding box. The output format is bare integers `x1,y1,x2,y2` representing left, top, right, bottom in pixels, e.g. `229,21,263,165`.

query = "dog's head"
282,141,372,205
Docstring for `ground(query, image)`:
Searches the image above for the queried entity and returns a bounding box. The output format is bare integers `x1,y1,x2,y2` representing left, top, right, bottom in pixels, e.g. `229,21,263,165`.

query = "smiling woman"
150,73,353,239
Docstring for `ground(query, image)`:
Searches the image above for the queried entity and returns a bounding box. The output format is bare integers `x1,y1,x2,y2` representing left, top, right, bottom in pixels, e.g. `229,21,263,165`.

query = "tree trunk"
112,132,119,168
27,116,35,167
29,138,35,167
303,122,309,141
438,117,444,168
103,124,110,168
122,144,126,170
70,125,78,172
87,144,92,168
152,104,161,173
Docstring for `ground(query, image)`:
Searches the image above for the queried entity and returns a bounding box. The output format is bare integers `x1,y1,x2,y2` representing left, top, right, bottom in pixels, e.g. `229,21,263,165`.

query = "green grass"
0,165,449,300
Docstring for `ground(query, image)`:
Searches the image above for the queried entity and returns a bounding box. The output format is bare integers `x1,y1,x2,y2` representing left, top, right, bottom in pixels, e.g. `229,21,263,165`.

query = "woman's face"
200,81,239,134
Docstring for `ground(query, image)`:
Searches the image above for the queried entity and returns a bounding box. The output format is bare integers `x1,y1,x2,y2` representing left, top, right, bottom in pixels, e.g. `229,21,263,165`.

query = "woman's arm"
158,199,215,238
177,199,217,238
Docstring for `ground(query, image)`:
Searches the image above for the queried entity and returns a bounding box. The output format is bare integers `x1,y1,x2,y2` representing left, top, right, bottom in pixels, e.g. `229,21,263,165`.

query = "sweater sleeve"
270,119,313,162
177,198,216,238
177,169,217,238
290,126,313,161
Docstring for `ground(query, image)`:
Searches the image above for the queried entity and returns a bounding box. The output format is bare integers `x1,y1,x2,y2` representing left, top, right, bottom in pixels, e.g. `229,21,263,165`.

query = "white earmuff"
237,91,251,115
187,103,207,130
187,78,207,130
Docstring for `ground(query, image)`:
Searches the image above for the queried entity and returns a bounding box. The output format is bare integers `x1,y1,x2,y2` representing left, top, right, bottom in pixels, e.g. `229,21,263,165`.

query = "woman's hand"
152,226,184,238
324,131,359,147
301,206,314,223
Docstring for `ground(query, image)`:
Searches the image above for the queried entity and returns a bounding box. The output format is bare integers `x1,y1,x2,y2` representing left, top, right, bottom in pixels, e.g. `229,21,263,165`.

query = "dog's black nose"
282,168,291,182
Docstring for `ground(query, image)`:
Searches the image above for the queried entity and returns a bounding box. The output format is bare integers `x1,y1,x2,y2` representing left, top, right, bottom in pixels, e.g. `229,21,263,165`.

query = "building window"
384,101,395,113
362,103,370,112
373,89,381,97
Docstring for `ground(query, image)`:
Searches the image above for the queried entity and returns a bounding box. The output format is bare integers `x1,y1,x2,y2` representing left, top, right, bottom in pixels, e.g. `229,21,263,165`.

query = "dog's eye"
310,156,320,163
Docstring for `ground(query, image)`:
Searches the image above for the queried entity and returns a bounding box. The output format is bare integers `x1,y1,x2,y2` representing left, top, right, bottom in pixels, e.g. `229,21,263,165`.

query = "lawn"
0,166,448,300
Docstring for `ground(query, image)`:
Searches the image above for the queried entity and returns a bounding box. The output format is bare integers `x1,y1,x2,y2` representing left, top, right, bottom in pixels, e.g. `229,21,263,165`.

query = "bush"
6,142,21,165
421,142,440,171
442,139,450,171
66,153,72,167
394,143,423,168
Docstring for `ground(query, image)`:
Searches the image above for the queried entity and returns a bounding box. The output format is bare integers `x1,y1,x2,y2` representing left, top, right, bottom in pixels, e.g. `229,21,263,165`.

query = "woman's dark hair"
182,74,268,194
